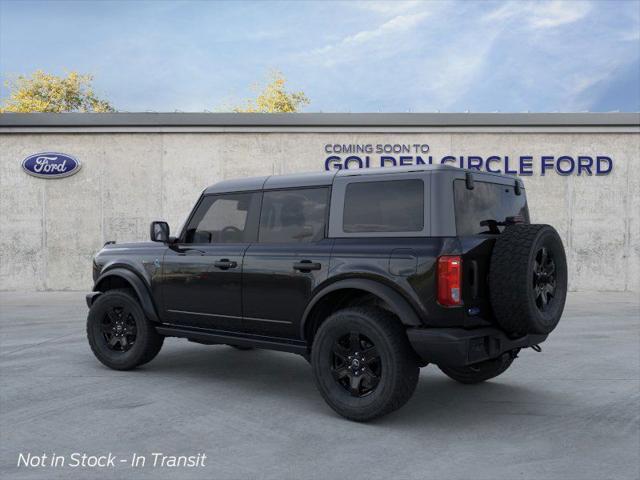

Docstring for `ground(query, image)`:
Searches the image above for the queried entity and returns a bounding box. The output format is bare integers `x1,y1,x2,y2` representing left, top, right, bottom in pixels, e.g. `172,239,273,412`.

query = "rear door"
242,187,333,339
161,192,261,330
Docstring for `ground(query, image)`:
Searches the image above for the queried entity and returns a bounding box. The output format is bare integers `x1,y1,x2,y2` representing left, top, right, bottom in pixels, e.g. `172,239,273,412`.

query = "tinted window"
343,179,424,233
454,180,530,235
184,193,260,243
259,188,328,243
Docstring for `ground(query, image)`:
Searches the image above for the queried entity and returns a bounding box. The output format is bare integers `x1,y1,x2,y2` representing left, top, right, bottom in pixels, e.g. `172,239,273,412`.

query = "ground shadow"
132,340,568,429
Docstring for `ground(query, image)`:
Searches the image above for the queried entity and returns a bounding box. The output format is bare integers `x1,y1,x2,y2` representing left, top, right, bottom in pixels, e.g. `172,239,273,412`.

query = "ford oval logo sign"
22,152,81,179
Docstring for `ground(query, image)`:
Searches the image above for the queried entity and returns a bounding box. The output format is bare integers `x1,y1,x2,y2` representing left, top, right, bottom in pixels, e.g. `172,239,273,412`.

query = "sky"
0,0,638,112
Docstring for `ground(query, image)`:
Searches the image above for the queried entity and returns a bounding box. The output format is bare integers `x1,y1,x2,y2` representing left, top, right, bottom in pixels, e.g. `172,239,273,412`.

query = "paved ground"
0,291,638,480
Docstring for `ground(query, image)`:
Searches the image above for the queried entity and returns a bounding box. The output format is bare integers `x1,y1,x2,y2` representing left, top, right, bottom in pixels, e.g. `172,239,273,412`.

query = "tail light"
437,256,462,306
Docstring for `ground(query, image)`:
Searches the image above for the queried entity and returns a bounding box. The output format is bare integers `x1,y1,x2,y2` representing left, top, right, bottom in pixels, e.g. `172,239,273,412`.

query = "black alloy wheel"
311,307,419,421
101,305,137,352
331,332,381,397
87,289,164,370
532,246,556,311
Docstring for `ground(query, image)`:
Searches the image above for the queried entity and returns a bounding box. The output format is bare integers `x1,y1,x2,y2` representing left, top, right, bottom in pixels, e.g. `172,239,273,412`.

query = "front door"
161,192,261,331
242,187,332,339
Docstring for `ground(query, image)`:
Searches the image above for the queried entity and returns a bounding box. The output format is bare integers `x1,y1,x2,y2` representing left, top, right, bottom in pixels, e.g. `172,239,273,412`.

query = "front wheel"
311,307,419,422
87,289,164,370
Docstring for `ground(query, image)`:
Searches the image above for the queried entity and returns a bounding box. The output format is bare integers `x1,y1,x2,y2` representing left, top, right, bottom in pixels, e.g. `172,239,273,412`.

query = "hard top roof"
203,171,336,194
203,164,518,194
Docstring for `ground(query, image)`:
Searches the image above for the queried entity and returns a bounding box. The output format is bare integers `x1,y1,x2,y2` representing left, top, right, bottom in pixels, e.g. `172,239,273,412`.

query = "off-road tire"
87,289,164,370
311,307,420,422
439,351,516,384
490,224,567,335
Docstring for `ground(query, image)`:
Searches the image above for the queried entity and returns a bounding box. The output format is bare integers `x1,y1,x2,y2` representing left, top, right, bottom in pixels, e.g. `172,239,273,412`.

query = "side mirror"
150,221,170,243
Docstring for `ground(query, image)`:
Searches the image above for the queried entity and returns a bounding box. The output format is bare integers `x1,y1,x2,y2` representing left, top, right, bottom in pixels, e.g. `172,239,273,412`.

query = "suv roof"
203,165,521,195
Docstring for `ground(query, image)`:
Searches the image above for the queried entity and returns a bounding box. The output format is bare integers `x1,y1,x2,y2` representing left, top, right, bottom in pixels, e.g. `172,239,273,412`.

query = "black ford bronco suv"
87,165,567,421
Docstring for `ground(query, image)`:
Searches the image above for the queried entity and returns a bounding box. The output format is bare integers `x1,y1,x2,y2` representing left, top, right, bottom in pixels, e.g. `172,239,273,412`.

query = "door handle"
293,260,322,272
214,259,238,270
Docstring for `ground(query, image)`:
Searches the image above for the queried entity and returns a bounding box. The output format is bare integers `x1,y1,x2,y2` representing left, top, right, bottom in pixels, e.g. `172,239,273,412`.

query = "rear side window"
454,180,530,235
259,188,329,243
343,179,424,233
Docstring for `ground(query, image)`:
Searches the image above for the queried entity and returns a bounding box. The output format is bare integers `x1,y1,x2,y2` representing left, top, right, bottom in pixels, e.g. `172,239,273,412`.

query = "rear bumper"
406,327,547,367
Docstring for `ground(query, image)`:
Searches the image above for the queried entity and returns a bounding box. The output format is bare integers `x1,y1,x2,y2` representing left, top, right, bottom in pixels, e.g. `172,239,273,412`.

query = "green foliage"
1,70,114,113
234,71,309,113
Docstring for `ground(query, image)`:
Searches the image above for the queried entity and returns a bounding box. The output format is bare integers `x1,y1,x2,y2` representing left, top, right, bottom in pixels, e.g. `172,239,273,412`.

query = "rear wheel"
87,289,164,370
439,351,516,384
311,307,419,422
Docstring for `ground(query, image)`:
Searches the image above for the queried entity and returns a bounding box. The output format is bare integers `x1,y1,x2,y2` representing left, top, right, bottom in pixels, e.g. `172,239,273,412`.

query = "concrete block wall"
0,131,638,291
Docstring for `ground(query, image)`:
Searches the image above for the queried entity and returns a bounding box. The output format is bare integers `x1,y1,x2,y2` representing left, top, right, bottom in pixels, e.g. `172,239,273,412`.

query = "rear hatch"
453,178,530,325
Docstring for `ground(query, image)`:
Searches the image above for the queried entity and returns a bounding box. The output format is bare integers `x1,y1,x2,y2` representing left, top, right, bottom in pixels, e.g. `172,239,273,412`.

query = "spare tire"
489,224,567,335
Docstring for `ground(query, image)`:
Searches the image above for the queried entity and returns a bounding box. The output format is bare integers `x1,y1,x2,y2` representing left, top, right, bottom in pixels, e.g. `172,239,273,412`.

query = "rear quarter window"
454,180,529,235
343,179,424,233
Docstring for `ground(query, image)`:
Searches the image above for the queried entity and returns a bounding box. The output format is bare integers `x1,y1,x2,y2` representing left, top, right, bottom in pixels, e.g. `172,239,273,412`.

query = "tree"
234,71,309,113
1,70,114,113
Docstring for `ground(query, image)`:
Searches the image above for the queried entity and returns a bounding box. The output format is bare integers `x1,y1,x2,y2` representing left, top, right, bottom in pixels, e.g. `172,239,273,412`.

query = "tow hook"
531,344,542,353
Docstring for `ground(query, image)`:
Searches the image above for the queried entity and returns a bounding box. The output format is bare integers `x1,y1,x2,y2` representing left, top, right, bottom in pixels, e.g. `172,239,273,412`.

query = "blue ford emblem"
21,152,81,179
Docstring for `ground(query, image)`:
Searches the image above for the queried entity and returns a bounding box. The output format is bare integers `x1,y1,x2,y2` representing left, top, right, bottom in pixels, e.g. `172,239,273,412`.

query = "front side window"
454,180,530,235
259,188,328,243
184,193,260,243
343,179,424,233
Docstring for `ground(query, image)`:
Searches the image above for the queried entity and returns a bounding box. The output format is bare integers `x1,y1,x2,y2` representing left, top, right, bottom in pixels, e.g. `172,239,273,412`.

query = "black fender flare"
92,268,160,323
300,278,422,339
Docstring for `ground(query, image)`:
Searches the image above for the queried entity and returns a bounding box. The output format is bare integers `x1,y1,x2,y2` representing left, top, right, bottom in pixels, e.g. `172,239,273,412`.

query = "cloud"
5,0,634,112
413,27,501,110
474,0,638,112
581,58,640,111
483,0,592,29
302,11,430,66
337,12,428,46
619,29,640,42
528,1,592,28
297,1,502,111
351,0,427,15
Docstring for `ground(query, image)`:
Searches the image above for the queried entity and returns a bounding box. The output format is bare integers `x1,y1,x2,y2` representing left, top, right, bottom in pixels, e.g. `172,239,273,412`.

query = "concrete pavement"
1,291,639,480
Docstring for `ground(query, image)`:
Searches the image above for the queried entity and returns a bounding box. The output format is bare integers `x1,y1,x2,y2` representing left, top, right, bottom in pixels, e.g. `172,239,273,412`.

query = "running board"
155,324,309,355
